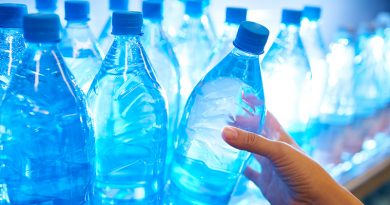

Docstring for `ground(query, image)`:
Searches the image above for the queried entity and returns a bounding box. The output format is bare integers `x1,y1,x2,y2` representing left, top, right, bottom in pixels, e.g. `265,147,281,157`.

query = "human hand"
222,112,362,205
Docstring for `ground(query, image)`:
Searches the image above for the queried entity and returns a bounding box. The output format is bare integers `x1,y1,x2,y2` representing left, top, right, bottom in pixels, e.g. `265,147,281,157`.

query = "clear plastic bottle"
141,1,181,168
309,28,357,166
206,7,247,70
172,0,214,104
375,12,390,104
261,9,312,144
300,6,328,120
0,4,27,100
163,0,216,41
35,0,58,13
166,21,269,204
60,1,103,94
320,28,356,124
88,11,167,204
0,14,94,204
354,24,387,117
98,0,129,55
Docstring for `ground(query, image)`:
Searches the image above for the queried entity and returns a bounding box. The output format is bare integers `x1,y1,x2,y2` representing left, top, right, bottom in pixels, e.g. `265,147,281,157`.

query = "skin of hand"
222,112,363,205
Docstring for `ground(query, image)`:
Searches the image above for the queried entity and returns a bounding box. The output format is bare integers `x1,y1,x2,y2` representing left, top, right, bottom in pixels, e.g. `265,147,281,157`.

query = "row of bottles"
0,1,270,204
1,0,389,204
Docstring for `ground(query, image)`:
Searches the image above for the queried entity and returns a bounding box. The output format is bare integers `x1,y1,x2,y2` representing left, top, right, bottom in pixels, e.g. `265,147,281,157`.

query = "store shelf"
345,154,390,199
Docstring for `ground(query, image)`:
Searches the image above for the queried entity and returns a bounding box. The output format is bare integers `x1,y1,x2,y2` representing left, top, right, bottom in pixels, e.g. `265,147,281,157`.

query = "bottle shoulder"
89,39,166,105
0,30,25,58
2,48,87,112
60,29,103,59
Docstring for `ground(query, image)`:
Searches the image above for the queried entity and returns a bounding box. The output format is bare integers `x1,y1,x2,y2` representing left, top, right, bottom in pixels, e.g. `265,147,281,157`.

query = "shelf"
344,155,390,199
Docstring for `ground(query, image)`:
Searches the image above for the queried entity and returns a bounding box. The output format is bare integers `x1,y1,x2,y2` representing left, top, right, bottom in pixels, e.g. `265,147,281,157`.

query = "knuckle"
276,141,290,156
244,132,258,149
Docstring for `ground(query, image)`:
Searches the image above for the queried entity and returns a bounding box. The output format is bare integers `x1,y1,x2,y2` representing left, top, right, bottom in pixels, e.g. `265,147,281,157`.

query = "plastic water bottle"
320,28,356,124
375,12,390,103
163,0,216,42
308,28,357,164
206,7,247,69
0,4,27,100
300,6,328,120
0,14,94,204
88,11,167,204
354,24,387,116
141,1,181,167
60,1,103,94
173,0,214,103
166,21,269,204
35,0,58,13
201,0,217,42
261,9,312,144
98,0,129,55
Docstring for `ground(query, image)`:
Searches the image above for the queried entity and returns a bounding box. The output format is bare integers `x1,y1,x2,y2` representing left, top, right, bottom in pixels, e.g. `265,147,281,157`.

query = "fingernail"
222,127,238,141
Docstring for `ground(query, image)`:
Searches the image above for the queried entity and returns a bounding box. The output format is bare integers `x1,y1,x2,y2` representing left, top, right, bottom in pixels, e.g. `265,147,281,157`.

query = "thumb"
222,126,284,160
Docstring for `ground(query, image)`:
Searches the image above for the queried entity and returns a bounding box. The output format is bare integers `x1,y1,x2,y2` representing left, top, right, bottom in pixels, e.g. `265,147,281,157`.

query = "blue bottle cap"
0,4,27,28
233,21,269,55
225,7,247,24
35,0,57,11
65,1,90,21
303,6,321,21
109,0,129,11
185,0,203,17
112,11,143,35
281,9,302,26
23,14,61,43
142,1,163,21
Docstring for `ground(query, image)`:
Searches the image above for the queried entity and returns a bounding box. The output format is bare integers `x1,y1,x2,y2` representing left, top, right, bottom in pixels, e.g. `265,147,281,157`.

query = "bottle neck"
65,20,89,28
184,14,203,23
280,23,300,33
231,47,260,59
105,34,156,80
38,9,56,14
26,42,59,50
0,27,23,38
277,23,302,46
301,18,320,30
113,35,141,43
142,19,164,43
143,19,163,32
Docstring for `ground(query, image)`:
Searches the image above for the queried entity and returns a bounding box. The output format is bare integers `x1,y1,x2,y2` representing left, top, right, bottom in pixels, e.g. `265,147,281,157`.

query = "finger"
244,161,271,192
222,126,279,159
264,111,300,148
244,166,260,182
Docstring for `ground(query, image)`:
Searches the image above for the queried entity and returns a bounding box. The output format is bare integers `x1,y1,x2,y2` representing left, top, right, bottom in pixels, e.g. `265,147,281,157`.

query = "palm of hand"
246,112,320,205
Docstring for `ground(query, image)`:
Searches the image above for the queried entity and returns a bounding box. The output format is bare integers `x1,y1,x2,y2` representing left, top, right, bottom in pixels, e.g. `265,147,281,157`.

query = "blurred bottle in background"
0,14,94,204
0,4,27,101
374,12,390,105
164,0,216,42
141,0,181,174
88,11,167,204
35,0,58,13
206,7,247,70
354,23,387,117
172,0,214,104
261,9,312,146
300,6,329,121
321,28,356,124
60,1,103,94
166,21,268,205
201,0,217,42
309,28,357,168
98,0,129,55
162,0,186,38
